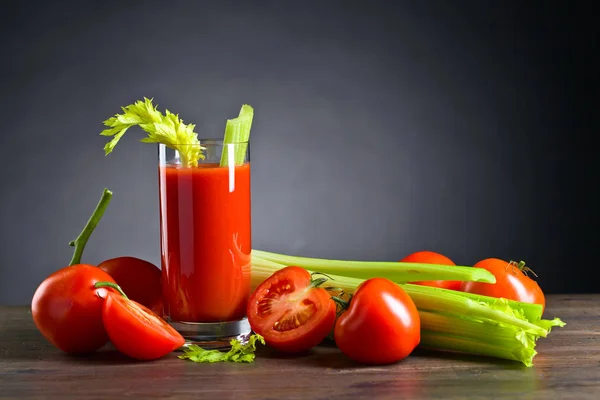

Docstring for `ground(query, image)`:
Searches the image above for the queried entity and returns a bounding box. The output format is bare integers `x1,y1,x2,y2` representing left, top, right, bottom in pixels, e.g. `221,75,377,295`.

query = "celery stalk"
253,261,546,336
411,285,544,323
250,256,565,366
220,105,254,166
252,250,496,284
419,331,538,367
252,251,543,321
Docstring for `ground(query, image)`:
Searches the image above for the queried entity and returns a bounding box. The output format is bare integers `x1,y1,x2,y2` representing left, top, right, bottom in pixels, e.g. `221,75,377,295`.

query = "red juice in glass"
158,141,251,347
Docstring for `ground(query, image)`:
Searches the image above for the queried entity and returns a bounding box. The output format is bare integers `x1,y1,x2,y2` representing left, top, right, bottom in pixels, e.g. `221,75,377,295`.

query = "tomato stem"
331,294,352,316
94,281,129,299
510,260,538,278
68,189,113,266
308,277,328,289
308,271,336,290
310,271,334,281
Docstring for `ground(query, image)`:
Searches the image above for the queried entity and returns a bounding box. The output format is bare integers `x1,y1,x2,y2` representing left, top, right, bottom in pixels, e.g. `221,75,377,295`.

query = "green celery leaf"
178,334,265,364
99,97,204,167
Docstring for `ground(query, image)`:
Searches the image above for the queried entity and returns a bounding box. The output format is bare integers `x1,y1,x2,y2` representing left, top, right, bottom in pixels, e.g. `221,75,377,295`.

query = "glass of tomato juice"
158,140,251,348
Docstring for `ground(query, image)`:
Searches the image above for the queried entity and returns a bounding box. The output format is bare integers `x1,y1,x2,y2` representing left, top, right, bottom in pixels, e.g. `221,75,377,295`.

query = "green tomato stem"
308,277,328,289
331,295,350,311
94,281,129,299
68,188,113,266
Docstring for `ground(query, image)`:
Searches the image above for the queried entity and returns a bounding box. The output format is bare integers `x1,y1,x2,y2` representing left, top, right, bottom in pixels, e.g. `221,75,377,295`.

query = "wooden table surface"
1,294,599,399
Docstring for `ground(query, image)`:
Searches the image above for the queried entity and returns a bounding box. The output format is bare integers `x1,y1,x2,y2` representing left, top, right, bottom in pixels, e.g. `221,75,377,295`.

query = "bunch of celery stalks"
226,105,564,367
251,251,564,367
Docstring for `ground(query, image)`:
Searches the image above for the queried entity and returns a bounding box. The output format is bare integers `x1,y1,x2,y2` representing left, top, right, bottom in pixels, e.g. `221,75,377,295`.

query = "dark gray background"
0,1,596,304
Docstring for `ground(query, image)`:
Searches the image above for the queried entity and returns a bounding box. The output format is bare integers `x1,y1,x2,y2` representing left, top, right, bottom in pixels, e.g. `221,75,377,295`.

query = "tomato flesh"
334,278,420,365
101,292,185,360
247,266,336,353
402,250,462,291
461,258,545,311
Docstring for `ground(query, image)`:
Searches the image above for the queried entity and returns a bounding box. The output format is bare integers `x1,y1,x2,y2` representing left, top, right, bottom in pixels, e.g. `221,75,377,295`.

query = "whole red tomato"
98,286,184,360
247,266,336,353
402,250,462,291
31,264,117,354
334,278,420,365
97,256,163,315
460,258,545,311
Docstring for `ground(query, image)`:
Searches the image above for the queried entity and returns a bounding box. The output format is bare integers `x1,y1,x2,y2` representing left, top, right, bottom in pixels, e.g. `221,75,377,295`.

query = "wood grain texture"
1,294,599,400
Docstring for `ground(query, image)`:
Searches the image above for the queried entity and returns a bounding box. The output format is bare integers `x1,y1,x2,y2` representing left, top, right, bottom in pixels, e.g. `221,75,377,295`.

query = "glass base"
169,317,252,350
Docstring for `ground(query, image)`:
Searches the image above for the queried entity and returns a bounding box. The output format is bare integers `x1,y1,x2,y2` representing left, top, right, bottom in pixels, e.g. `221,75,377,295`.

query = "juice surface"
159,163,251,322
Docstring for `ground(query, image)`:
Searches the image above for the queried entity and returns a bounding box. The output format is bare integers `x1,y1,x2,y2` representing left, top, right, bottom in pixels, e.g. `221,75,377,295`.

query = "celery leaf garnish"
100,97,204,167
178,334,265,363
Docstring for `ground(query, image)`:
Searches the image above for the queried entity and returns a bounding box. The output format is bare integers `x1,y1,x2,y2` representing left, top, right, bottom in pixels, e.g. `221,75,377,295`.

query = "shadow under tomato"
254,345,314,360
59,348,144,366
255,343,363,369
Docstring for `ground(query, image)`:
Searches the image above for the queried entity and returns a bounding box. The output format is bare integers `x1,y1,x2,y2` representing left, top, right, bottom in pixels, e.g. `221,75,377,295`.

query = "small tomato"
31,265,117,354
461,258,545,312
98,256,163,315
402,250,463,291
334,278,420,364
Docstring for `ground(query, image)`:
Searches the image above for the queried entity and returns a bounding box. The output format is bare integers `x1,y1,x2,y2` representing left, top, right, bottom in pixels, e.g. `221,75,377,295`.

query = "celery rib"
252,250,496,284
420,331,537,367
220,105,253,167
419,310,524,343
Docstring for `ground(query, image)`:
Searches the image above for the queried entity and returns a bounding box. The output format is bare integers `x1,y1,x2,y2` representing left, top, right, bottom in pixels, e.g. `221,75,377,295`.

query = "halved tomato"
99,287,184,360
247,266,336,353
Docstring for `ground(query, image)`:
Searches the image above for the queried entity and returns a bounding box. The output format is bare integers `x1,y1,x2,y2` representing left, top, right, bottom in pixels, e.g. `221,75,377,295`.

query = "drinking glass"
158,140,251,348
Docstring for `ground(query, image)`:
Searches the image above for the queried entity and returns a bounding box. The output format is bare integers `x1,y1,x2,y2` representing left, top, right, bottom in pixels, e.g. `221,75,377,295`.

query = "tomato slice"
101,292,185,360
247,266,336,353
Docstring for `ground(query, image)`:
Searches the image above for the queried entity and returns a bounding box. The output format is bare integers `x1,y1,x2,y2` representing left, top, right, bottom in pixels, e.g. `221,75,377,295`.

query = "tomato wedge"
98,284,185,360
247,266,336,353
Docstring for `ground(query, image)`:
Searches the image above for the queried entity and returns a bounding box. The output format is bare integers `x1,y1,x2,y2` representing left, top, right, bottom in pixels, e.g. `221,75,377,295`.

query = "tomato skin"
31,264,117,354
97,257,163,315
460,258,545,311
247,266,337,353
334,278,420,365
101,292,185,360
402,250,462,291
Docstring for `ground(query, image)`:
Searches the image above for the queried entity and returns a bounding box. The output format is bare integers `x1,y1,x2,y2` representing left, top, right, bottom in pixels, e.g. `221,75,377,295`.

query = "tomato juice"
159,162,252,323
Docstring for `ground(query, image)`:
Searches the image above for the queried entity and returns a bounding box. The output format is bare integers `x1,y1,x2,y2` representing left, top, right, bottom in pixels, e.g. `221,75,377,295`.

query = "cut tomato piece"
247,266,336,353
101,291,185,360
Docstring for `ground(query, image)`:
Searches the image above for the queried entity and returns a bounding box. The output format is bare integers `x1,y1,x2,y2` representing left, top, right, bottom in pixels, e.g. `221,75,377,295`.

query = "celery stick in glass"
220,104,254,166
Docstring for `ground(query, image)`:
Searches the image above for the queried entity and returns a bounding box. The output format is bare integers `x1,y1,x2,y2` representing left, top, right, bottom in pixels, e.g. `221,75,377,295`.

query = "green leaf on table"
178,334,265,363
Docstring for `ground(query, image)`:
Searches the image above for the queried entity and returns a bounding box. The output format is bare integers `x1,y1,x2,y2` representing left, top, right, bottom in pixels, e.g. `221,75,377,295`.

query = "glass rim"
158,139,249,146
